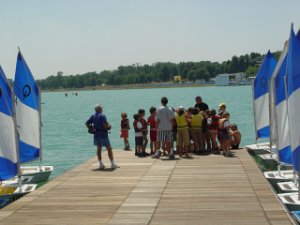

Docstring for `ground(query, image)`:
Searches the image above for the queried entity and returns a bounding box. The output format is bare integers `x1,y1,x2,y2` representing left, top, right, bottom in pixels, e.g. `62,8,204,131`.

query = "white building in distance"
215,74,230,86
215,72,249,86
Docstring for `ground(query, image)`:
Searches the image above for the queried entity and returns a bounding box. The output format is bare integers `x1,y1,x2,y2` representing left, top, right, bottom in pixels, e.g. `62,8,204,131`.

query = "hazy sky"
0,0,299,79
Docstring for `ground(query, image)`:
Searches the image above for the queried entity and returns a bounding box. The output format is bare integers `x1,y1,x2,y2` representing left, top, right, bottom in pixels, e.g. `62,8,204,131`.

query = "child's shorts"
135,136,143,146
120,130,129,138
150,130,157,142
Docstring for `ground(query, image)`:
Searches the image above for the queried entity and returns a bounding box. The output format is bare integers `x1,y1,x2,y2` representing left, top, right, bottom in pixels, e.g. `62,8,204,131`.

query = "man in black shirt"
194,96,209,111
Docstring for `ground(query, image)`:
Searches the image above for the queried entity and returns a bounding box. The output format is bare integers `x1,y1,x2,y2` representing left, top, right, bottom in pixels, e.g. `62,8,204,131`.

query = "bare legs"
209,130,218,152
150,141,158,155
123,137,130,150
142,135,148,153
220,140,231,156
97,145,102,161
97,145,115,163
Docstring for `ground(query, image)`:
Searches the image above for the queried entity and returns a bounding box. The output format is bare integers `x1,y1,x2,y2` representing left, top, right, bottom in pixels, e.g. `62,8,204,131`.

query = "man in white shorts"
154,97,175,159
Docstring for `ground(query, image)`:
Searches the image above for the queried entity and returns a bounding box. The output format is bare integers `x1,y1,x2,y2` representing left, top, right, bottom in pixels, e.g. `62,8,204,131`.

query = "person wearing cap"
86,104,118,169
218,103,227,118
194,96,209,111
218,112,231,156
175,106,190,157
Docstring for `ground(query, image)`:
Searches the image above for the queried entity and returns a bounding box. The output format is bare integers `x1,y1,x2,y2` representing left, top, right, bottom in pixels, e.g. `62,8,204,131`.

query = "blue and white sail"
0,66,18,181
286,26,300,172
270,41,292,164
14,51,40,163
253,51,277,139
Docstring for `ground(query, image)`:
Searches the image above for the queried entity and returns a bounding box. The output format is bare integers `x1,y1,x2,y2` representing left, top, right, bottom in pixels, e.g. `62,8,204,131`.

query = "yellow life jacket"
190,113,203,128
175,114,188,129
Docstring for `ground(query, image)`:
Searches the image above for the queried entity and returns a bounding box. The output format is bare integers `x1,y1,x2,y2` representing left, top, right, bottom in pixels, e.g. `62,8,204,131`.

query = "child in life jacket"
147,106,157,155
138,109,148,155
218,112,231,157
175,106,190,157
120,112,130,150
201,110,211,153
207,109,220,153
133,114,143,156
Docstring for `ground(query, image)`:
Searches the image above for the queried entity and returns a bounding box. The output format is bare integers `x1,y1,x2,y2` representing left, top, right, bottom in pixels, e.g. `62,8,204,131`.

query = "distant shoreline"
41,83,215,92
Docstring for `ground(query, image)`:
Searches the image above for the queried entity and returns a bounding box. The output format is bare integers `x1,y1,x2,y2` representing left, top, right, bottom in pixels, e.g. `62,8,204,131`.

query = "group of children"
119,101,241,158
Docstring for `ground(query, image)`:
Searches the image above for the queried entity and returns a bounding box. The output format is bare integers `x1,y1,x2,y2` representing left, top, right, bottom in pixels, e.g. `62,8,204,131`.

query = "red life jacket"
209,115,219,130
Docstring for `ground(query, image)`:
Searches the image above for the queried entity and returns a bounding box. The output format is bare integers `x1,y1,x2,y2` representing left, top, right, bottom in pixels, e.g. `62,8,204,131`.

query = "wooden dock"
0,149,295,225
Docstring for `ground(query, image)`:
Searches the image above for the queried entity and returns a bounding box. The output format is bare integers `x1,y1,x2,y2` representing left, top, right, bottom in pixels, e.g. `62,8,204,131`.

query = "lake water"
35,86,255,178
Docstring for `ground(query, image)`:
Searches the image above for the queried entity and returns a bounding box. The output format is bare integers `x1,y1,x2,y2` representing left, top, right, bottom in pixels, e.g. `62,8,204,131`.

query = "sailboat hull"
1,176,33,186
263,170,294,186
21,166,53,183
258,153,278,167
277,181,298,192
278,192,300,211
245,142,276,155
0,184,37,208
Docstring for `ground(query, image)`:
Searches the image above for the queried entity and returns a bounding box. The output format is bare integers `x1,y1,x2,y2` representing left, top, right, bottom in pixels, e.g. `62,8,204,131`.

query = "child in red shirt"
120,112,130,150
147,106,157,155
207,109,220,153
138,109,148,155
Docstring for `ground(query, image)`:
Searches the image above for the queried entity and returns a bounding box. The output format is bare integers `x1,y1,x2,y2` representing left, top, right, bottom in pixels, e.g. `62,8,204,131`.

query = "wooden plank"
0,150,295,225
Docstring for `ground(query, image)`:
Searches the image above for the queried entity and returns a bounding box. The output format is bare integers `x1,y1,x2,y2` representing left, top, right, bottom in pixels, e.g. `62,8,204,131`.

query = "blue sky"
0,0,299,79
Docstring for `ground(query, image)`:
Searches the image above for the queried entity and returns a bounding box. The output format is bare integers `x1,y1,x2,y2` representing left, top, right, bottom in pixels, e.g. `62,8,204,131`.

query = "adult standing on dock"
86,104,118,169
154,97,175,159
194,96,209,111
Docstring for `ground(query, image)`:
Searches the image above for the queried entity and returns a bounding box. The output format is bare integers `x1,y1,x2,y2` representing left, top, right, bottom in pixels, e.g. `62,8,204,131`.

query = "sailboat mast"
268,79,273,158
252,80,258,146
283,75,297,184
38,87,42,169
272,75,281,174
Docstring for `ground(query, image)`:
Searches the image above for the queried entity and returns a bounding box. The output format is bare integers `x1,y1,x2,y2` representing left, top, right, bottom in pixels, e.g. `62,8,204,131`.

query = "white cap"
94,104,102,110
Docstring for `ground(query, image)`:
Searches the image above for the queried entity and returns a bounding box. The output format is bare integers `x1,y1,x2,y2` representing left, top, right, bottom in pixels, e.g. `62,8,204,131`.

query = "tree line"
36,51,281,90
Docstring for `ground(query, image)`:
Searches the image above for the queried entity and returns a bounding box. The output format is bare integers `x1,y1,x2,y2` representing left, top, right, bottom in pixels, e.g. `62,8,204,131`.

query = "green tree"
245,66,259,77
36,51,268,90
